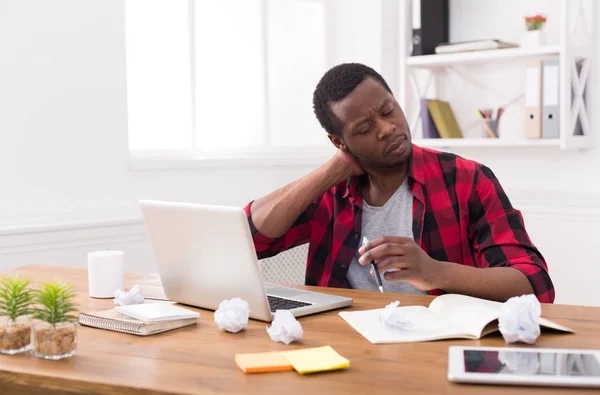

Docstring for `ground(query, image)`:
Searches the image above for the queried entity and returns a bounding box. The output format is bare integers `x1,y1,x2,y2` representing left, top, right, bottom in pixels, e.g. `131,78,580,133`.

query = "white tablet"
448,346,600,388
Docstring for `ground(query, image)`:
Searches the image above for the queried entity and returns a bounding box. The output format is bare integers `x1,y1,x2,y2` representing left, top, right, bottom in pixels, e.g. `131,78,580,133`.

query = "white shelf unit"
412,138,560,149
406,46,561,68
398,0,595,150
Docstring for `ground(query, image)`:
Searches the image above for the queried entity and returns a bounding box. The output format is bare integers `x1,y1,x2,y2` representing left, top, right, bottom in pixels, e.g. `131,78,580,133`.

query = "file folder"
420,99,440,138
524,60,543,139
542,59,560,139
410,0,448,56
427,100,463,139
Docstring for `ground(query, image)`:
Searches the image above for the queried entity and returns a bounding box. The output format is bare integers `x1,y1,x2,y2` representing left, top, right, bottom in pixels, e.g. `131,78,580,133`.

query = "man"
244,63,554,303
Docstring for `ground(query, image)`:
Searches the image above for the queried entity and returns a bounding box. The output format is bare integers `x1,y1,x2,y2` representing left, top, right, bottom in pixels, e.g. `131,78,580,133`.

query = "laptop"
139,200,353,322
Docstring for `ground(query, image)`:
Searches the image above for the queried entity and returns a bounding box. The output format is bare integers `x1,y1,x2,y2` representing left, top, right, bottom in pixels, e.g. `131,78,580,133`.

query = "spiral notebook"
78,306,198,336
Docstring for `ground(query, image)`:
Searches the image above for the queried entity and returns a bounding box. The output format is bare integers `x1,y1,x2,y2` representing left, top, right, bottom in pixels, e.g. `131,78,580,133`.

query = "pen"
371,261,384,293
362,237,384,293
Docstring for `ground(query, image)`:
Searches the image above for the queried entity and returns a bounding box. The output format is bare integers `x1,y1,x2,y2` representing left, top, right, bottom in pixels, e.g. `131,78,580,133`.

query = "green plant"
0,274,34,324
33,281,78,327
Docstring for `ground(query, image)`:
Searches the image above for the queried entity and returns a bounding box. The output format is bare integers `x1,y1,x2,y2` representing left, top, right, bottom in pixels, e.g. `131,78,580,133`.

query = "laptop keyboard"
267,295,312,312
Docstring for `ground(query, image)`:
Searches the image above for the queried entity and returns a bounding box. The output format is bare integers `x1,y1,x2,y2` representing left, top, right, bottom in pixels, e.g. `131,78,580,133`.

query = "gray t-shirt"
347,180,428,294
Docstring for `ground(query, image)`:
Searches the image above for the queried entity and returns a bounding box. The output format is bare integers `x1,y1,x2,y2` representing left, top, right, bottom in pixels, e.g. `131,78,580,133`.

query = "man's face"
330,77,412,169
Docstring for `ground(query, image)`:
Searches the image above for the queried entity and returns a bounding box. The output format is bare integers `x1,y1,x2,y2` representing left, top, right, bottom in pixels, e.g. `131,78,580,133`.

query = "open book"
339,294,573,344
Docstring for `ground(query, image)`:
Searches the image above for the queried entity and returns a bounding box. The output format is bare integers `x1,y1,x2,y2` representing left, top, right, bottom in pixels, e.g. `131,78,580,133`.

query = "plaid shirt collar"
342,143,425,199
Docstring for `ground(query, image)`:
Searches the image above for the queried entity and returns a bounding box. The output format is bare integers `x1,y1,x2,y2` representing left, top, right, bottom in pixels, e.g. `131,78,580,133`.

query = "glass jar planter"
0,315,32,355
32,321,77,360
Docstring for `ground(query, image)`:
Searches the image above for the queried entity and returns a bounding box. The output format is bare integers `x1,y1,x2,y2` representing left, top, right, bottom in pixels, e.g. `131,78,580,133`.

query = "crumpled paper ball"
113,284,145,306
214,298,250,333
498,294,541,344
266,310,303,344
379,300,413,330
498,350,541,374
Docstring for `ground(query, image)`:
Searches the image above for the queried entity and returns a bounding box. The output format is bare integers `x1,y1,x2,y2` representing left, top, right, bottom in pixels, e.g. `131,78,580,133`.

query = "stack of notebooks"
78,303,200,336
421,99,463,139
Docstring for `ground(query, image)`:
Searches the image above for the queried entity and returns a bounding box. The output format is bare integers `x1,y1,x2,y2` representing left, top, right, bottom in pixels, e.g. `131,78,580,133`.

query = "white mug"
87,250,125,298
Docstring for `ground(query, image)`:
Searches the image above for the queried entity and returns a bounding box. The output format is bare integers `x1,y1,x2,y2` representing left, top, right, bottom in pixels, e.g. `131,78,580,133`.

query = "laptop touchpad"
265,286,309,299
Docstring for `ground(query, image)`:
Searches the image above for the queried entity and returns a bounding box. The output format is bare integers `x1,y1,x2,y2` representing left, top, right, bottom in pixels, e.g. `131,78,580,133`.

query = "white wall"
1,0,599,306
0,0,314,227
0,0,315,273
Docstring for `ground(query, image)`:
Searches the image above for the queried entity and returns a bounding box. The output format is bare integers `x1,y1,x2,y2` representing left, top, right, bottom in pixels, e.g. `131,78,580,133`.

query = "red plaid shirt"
244,145,554,303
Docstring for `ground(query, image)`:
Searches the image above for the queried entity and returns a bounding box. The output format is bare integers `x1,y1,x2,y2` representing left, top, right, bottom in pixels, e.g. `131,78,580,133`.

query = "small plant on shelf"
0,274,34,354
32,280,79,360
522,14,548,47
525,14,547,31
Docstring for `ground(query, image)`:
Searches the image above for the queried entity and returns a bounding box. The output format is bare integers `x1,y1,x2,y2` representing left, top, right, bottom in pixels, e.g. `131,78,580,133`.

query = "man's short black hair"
312,63,393,136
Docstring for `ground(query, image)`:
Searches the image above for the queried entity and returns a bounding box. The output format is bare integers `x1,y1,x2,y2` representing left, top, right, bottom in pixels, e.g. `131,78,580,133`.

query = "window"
125,0,392,165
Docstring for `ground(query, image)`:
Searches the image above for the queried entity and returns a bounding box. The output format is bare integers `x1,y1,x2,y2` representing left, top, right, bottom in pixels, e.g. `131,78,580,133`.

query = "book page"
539,317,575,333
428,294,503,338
339,306,473,344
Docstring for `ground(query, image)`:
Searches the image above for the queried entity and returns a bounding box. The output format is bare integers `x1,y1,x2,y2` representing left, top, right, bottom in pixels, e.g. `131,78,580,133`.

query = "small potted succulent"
0,274,34,354
32,280,79,360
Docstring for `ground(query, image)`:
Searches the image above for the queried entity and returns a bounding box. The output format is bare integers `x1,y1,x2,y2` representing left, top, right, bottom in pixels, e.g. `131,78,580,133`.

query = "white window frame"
128,0,336,170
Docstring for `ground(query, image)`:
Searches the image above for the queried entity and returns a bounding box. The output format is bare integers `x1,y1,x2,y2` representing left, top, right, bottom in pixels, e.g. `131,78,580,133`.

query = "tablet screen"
464,350,600,377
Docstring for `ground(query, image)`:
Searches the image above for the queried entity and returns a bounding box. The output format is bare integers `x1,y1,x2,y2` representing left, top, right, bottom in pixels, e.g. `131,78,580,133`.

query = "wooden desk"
1,265,599,395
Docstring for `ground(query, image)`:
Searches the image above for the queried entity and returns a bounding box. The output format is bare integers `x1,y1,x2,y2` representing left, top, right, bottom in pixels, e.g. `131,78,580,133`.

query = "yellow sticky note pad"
283,346,350,374
235,351,294,373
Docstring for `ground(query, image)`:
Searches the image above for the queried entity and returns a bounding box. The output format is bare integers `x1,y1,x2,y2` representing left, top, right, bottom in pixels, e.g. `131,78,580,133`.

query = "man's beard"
347,143,412,170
